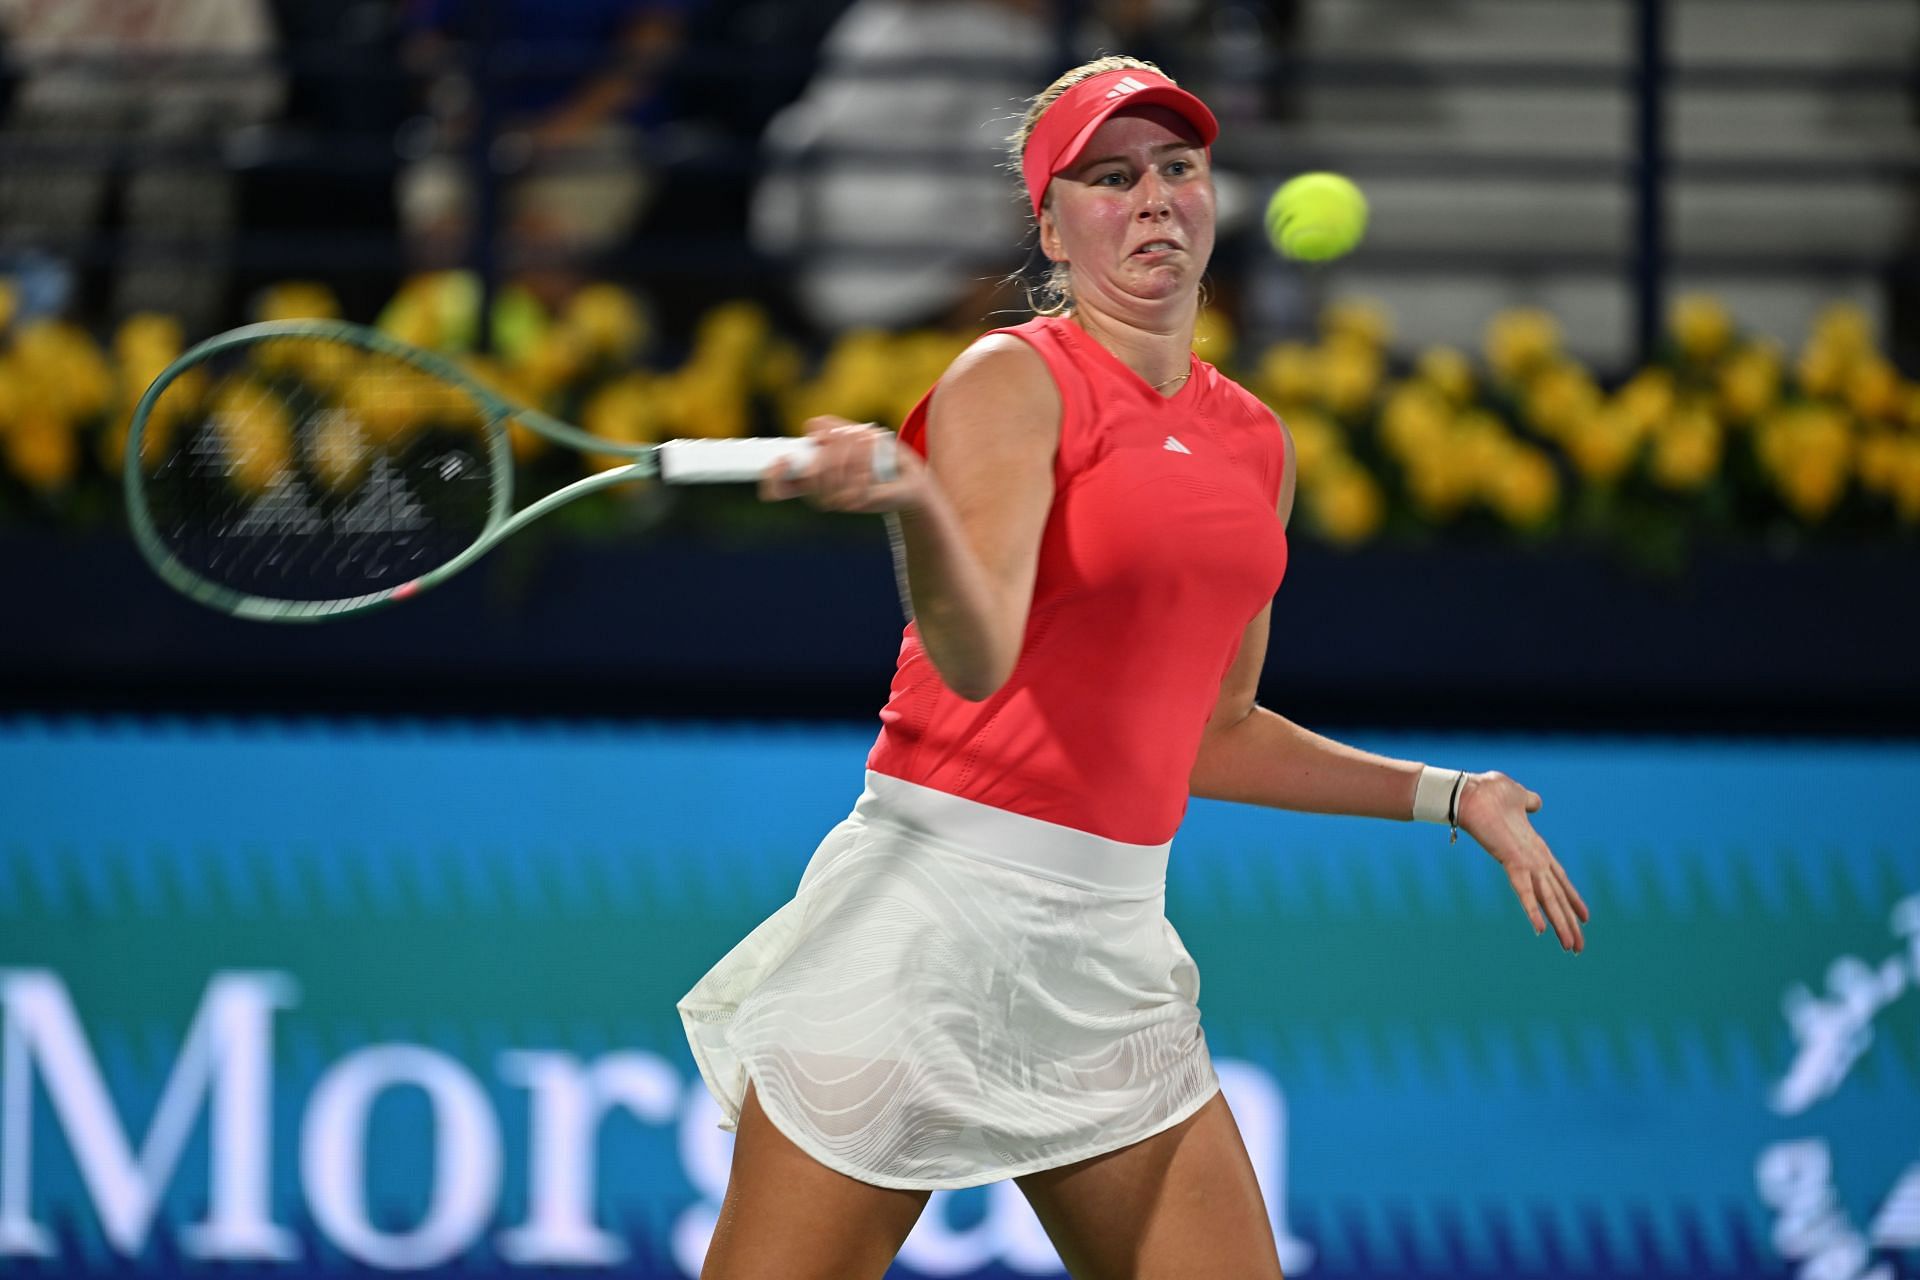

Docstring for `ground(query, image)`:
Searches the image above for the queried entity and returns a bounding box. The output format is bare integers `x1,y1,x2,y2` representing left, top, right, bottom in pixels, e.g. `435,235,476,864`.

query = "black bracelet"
1447,771,1466,844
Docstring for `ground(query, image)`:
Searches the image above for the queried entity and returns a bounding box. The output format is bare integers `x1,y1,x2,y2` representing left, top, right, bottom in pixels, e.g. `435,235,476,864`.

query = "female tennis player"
679,55,1589,1279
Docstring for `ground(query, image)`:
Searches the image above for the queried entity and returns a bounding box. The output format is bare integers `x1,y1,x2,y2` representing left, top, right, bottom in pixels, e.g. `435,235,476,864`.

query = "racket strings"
137,338,502,603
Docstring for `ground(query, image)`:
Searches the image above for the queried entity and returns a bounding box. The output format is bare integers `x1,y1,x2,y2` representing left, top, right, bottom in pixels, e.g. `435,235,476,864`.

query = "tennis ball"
1266,172,1369,262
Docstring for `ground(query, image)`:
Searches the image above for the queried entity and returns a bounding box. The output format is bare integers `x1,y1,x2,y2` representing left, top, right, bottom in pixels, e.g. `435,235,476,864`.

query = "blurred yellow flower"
492,286,550,364
1524,360,1601,440
1305,457,1385,545
303,341,367,395
4,411,78,493
103,367,207,470
781,383,841,436
884,330,971,424
114,314,185,367
658,368,749,441
1320,334,1382,418
1891,438,1920,523
581,373,663,470
1649,404,1723,491
1757,405,1853,522
1456,409,1516,479
757,338,805,396
1414,346,1475,406
1380,381,1449,462
514,330,590,402
1670,294,1734,363
1717,342,1782,423
811,328,898,425
307,410,371,494
1615,367,1675,433
1844,357,1901,423
1811,302,1872,360
1192,306,1236,365
452,360,531,446
210,381,294,495
1258,342,1320,409
1320,298,1392,351
1857,428,1901,494
1484,308,1560,383
255,281,341,323
1402,435,1476,521
378,273,489,353
1796,339,1848,400
0,359,20,431
1566,405,1642,485
13,320,112,424
697,300,772,360
506,421,549,463
1485,445,1559,529
561,284,648,363
1282,408,1342,486
343,367,430,444
380,291,441,351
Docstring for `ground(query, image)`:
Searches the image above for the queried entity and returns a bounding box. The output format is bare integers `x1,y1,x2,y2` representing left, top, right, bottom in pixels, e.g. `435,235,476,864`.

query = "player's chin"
1122,266,1196,301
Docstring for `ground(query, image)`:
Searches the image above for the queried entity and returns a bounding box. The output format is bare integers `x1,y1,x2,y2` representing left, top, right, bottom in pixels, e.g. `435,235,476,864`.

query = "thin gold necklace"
1152,370,1190,391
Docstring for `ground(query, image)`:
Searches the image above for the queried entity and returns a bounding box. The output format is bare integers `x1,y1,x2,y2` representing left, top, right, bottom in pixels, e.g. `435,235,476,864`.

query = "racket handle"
656,435,899,484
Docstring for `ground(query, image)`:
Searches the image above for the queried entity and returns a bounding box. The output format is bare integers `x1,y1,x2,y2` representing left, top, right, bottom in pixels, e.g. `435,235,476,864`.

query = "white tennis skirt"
676,770,1219,1190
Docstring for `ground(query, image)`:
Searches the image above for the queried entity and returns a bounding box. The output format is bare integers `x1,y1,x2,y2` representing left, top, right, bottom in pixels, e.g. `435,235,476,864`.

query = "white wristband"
1413,766,1465,825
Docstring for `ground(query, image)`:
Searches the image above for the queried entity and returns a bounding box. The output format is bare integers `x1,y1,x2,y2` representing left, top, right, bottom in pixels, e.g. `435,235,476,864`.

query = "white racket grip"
656,435,898,484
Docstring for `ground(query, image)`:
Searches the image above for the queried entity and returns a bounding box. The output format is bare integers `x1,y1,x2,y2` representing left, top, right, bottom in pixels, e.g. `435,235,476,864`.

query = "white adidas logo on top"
1163,436,1191,455
1105,75,1152,99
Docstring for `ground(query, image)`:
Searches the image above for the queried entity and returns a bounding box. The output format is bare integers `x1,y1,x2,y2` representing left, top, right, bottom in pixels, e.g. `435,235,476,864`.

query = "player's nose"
1134,169,1175,218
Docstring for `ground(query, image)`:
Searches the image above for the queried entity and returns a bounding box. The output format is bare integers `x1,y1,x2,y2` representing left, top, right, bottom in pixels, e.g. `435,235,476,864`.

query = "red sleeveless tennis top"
866,315,1290,845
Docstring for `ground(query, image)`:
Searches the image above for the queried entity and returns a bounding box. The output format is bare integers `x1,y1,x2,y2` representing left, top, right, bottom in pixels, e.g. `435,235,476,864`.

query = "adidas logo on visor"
1105,75,1152,99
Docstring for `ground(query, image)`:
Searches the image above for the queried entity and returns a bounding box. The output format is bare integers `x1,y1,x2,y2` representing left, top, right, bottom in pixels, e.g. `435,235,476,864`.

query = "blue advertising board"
0,719,1914,1278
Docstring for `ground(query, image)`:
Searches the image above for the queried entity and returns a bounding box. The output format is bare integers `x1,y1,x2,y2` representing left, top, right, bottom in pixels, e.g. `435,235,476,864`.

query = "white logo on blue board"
1757,894,1920,1277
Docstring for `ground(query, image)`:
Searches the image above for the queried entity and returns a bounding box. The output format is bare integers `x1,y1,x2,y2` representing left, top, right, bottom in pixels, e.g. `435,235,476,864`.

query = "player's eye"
1094,170,1128,187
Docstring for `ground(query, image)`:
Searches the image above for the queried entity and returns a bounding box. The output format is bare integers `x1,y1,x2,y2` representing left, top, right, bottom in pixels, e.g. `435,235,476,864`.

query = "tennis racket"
123,319,889,621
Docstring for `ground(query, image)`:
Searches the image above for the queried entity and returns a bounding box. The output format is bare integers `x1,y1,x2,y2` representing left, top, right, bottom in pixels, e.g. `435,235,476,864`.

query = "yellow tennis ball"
1266,172,1369,262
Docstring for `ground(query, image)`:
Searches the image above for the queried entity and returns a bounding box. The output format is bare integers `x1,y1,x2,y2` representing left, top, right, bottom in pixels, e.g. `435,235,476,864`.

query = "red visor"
1021,68,1219,220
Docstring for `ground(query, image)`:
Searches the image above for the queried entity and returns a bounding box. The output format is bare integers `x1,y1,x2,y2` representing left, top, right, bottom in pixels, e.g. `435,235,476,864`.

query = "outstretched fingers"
1509,865,1584,953
1553,858,1591,923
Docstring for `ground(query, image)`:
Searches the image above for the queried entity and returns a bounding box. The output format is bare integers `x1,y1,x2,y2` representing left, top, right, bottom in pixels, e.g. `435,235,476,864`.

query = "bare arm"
1188,417,1588,950
1190,647,1425,817
762,334,1059,701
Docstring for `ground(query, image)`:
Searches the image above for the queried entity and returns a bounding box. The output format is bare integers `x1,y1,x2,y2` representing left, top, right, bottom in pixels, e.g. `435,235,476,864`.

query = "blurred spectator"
749,0,1055,334
398,0,695,309
0,0,285,335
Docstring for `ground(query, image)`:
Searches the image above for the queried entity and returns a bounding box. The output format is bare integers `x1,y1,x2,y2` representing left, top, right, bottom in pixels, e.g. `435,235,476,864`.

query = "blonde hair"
1008,55,1174,317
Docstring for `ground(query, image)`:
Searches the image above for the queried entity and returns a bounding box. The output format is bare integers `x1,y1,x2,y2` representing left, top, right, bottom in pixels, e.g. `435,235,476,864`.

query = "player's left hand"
1457,772,1589,953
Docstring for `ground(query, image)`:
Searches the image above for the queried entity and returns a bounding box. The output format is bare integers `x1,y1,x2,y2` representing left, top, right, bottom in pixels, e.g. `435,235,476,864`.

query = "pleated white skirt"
676,770,1219,1190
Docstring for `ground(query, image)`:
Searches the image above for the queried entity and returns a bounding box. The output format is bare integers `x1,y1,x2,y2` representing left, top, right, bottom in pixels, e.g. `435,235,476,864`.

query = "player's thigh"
701,1082,931,1280
1014,1091,1283,1280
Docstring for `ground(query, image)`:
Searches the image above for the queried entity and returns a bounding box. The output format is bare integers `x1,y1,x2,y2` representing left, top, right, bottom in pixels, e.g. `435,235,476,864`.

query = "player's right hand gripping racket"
123,319,889,621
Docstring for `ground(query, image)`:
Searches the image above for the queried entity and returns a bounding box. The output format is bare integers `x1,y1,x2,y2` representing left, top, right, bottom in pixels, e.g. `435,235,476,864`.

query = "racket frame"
125,319,672,622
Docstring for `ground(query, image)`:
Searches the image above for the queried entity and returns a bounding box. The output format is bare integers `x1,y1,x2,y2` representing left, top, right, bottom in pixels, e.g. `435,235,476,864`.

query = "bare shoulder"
944,331,1054,390
926,333,1062,458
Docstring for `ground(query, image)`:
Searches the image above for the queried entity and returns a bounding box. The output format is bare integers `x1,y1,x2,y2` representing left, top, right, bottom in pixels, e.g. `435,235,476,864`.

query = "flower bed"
1,275,1915,574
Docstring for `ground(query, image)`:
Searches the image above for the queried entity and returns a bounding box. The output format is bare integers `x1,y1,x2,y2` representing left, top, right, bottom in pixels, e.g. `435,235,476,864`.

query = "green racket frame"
123,319,830,622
